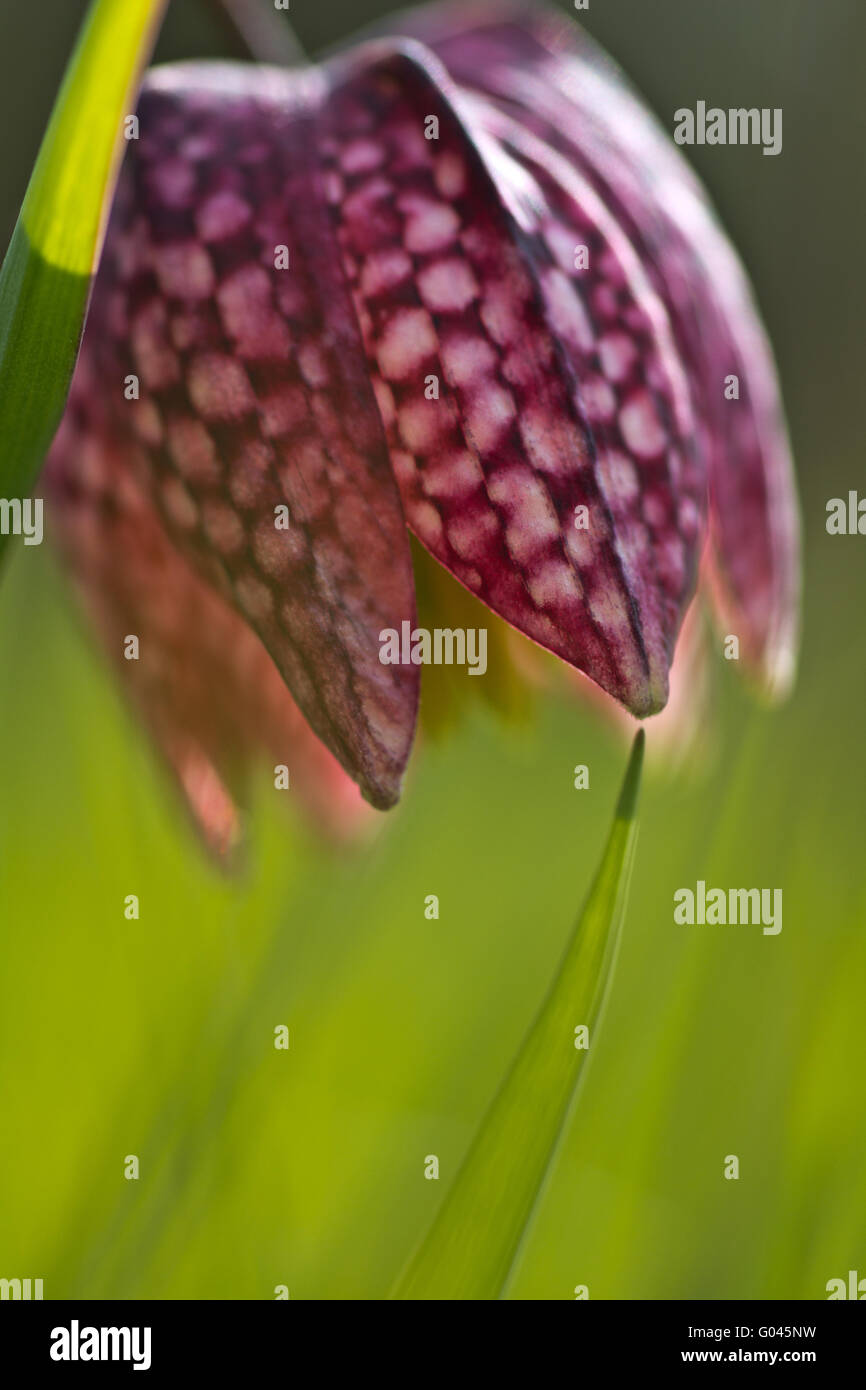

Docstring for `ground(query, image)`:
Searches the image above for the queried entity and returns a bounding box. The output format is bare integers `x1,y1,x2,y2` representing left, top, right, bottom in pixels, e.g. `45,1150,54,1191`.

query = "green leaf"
0,0,167,544
392,729,645,1300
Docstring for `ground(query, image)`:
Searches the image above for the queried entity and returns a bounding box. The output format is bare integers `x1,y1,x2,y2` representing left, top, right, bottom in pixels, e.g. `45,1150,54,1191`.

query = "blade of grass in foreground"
392,729,645,1300
0,0,167,539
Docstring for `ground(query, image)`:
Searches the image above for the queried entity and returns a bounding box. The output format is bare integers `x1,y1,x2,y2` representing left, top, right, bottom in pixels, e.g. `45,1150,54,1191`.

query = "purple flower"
44,2,800,852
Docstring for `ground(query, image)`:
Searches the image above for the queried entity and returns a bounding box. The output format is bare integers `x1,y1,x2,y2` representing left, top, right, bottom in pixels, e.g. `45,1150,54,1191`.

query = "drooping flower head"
44,1,799,855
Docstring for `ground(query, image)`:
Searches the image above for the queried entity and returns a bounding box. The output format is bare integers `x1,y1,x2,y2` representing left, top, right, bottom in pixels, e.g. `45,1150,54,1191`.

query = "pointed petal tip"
359,765,406,812
363,789,400,812
621,669,669,721
632,690,668,721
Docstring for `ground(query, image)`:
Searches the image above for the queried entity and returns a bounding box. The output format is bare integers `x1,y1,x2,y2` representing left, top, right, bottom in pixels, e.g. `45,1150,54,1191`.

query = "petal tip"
361,782,402,813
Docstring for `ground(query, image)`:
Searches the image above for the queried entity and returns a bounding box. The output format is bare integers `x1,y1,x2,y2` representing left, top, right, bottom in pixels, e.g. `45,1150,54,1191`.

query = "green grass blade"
0,0,167,534
392,729,645,1300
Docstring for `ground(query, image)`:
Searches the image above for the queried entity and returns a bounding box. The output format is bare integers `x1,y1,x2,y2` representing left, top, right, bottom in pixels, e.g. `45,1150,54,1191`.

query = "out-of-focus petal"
44,363,371,860
642,598,715,771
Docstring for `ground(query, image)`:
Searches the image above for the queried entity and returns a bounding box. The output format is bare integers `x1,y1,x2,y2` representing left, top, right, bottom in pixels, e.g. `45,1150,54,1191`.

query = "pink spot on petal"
619,389,668,458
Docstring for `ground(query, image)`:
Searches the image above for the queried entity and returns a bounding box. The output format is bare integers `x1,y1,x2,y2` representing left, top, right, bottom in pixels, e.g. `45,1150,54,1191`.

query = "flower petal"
44,363,370,857
402,1,800,696
321,38,704,715
63,62,419,808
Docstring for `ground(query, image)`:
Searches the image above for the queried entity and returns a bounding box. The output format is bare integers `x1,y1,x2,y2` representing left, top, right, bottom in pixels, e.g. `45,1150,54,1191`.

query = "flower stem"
206,0,308,66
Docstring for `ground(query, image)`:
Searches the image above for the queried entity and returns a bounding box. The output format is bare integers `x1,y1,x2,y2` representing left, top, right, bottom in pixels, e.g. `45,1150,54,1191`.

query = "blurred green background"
0,0,863,1299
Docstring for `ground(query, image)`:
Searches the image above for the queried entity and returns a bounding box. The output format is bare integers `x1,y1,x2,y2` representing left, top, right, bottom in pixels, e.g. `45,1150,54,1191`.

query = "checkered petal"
402,1,800,695
320,38,703,714
49,63,419,811
46,3,801,829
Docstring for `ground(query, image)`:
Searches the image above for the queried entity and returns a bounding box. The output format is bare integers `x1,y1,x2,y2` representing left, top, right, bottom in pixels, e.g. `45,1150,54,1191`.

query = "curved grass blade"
204,0,308,65
392,729,645,1300
0,0,167,547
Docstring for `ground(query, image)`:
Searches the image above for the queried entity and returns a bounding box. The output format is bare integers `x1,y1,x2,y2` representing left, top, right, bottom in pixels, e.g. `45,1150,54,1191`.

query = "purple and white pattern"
44,2,800,837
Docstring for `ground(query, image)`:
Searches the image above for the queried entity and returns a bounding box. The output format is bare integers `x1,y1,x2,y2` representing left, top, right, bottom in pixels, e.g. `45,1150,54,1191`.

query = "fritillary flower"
44,1,800,856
